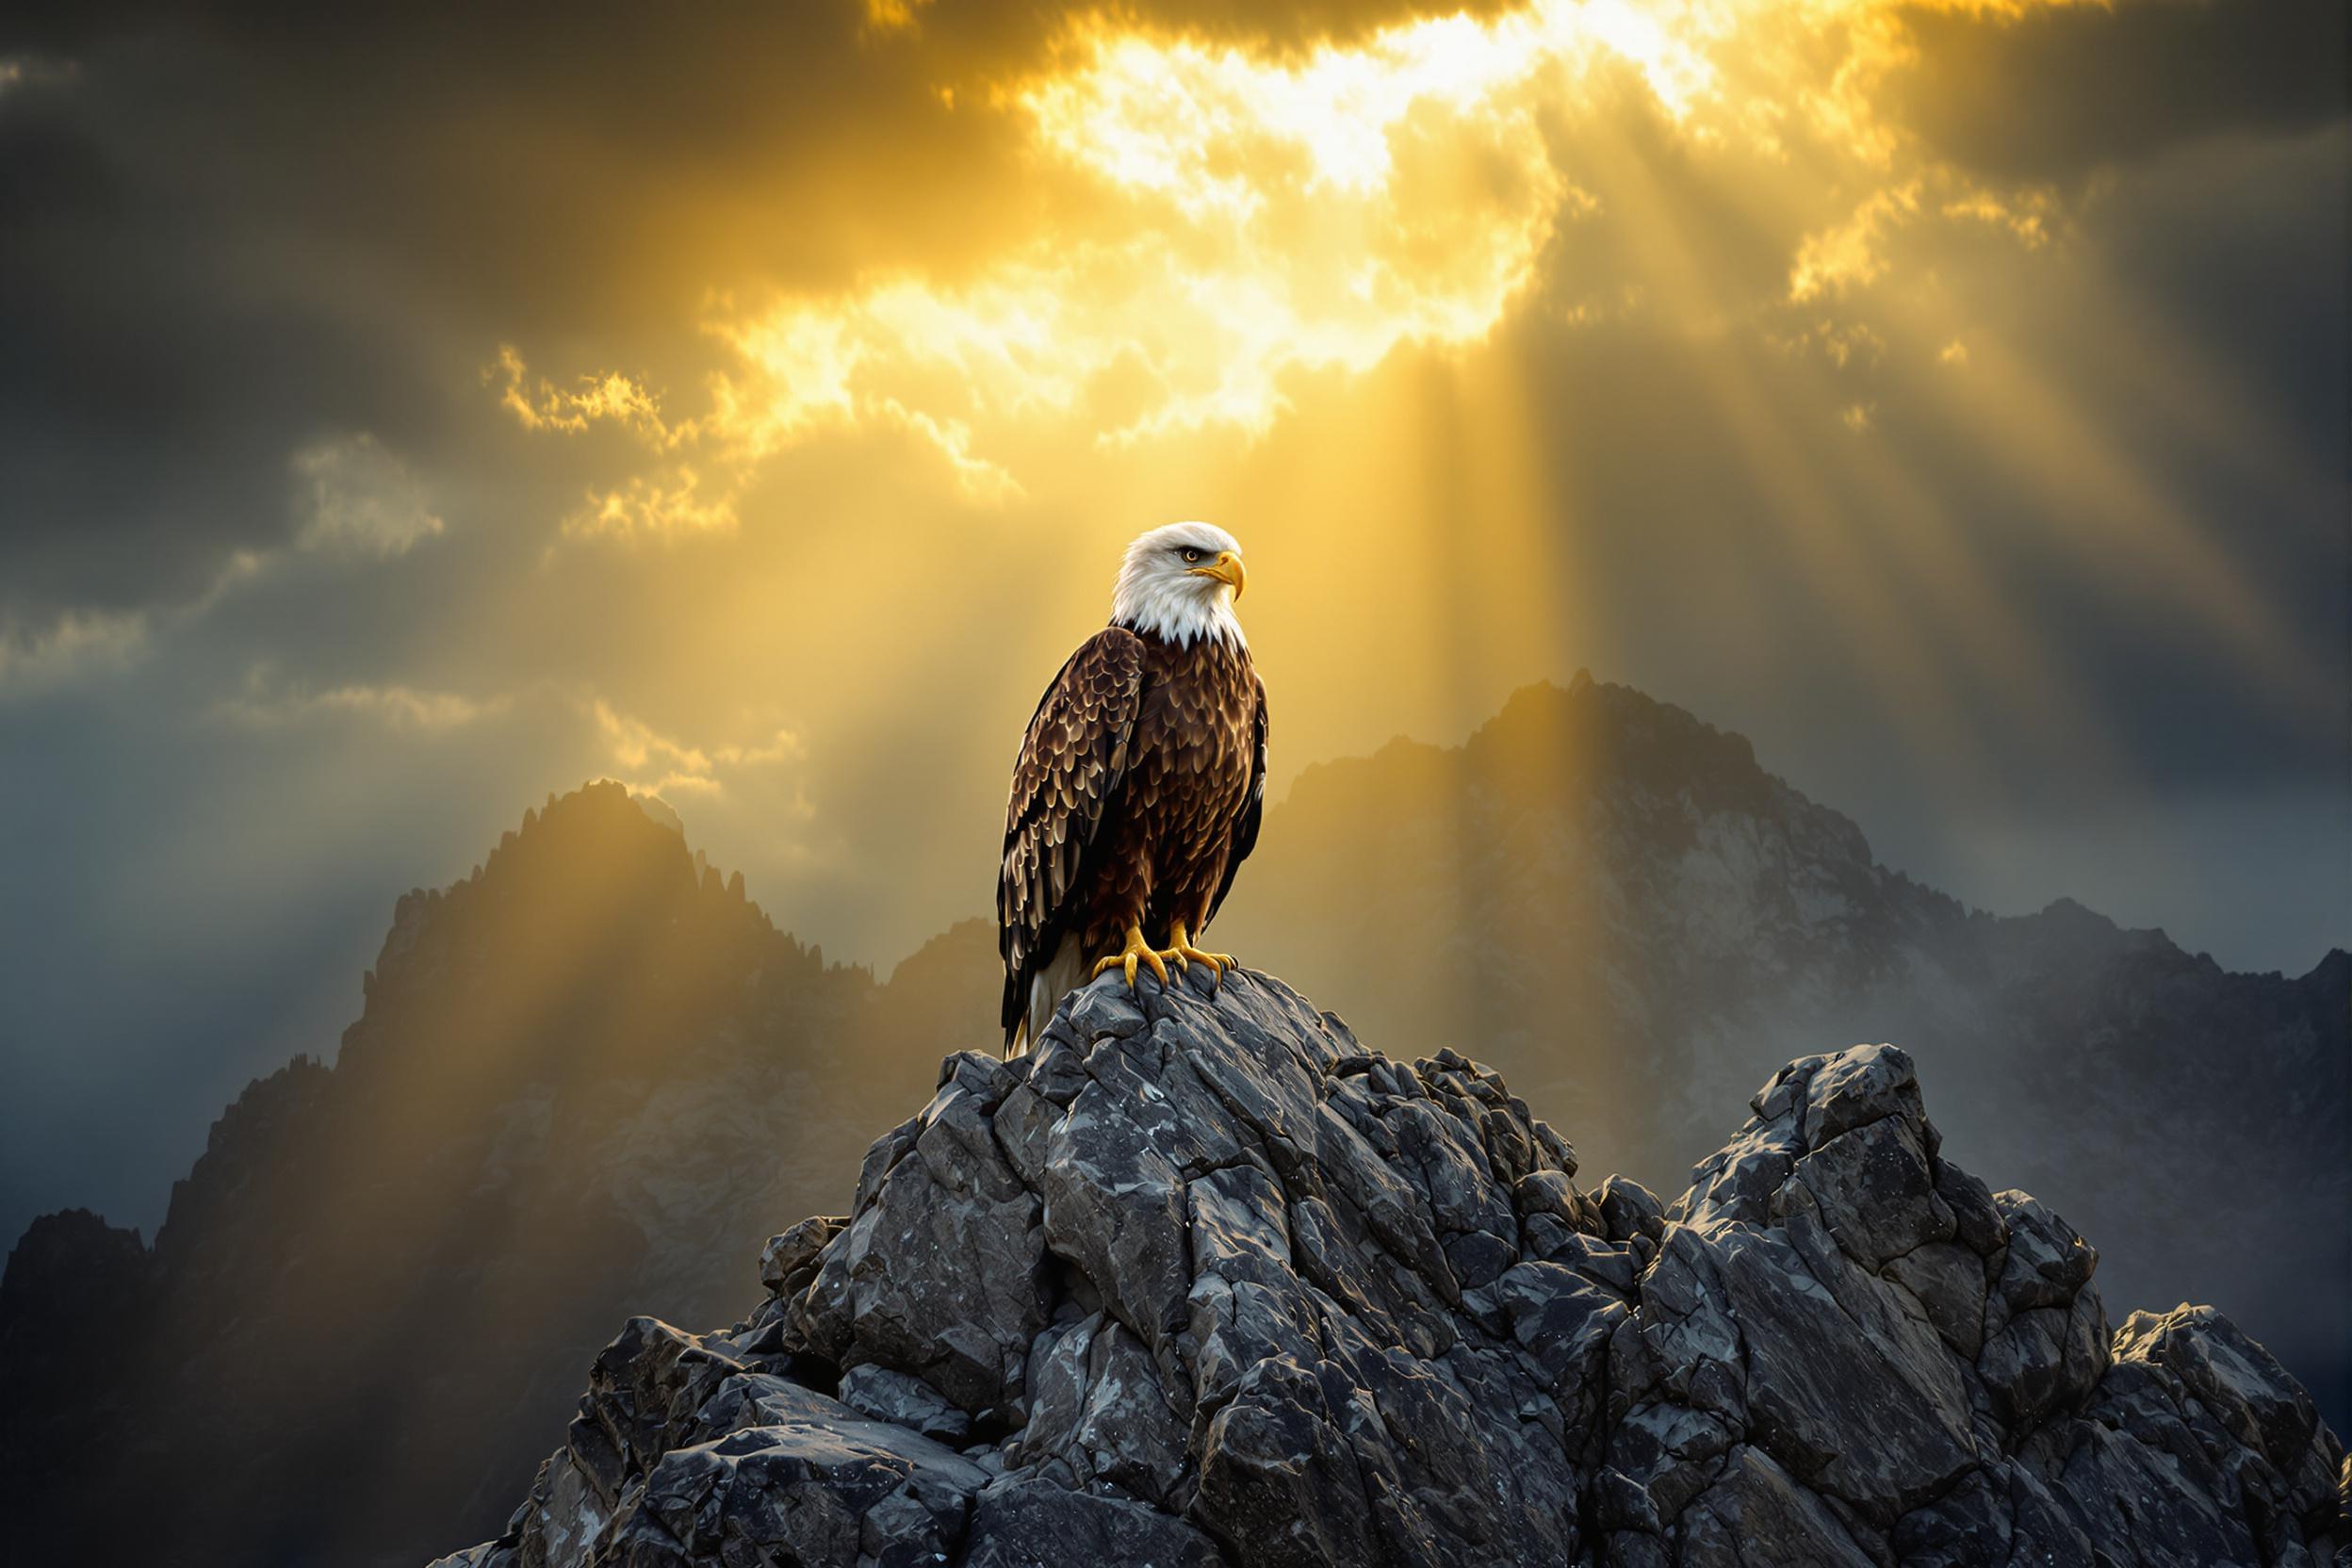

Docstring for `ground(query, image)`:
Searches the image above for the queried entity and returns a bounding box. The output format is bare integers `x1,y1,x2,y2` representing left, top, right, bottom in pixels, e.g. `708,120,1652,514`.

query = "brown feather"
997,622,1267,1050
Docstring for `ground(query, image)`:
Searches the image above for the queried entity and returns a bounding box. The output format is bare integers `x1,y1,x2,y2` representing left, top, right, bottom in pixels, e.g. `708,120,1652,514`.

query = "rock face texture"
434,971,2348,1568
1218,676,2352,1424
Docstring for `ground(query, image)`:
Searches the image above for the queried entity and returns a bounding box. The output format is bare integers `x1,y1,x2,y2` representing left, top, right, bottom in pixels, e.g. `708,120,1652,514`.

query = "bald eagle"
998,522,1267,1054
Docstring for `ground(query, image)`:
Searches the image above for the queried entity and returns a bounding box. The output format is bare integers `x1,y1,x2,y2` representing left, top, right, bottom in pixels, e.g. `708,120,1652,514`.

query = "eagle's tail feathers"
1016,933,1088,1057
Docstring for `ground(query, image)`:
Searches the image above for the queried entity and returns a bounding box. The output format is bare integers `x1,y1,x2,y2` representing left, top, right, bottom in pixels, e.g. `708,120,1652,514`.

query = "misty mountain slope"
0,782,998,1568
1214,673,2352,1427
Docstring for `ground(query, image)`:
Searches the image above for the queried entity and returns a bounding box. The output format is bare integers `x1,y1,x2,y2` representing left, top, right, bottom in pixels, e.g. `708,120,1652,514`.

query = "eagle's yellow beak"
1189,550,1247,598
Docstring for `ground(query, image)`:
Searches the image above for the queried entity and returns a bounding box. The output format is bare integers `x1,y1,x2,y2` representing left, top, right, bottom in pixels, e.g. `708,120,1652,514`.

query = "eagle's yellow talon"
1089,922,1231,995
1168,922,1235,984
1093,923,1170,990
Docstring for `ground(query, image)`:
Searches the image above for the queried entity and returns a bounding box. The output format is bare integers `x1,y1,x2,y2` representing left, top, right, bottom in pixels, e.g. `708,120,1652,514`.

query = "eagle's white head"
1110,521,1249,648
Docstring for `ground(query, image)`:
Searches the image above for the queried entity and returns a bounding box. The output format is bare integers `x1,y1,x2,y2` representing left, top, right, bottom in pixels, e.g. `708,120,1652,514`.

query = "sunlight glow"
499,0,2100,529
470,0,2339,830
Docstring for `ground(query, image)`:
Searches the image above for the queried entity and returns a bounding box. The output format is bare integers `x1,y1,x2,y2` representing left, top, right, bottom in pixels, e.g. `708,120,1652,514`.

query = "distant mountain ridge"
3,680,2343,1568
1,781,999,1567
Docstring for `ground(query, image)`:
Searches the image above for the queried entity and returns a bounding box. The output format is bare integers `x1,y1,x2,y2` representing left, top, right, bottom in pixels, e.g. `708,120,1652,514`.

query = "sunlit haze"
1,0,2344,1243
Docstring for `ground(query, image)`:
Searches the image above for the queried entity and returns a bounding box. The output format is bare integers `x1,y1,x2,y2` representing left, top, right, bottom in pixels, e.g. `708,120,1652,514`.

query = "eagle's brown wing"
1204,669,1267,929
999,627,1148,1044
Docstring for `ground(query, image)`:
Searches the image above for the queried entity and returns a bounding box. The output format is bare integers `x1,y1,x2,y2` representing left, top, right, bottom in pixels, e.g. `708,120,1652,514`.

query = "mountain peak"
437,970,2347,1568
1449,677,1784,830
361,778,780,1021
626,789,687,837
2034,894,2117,931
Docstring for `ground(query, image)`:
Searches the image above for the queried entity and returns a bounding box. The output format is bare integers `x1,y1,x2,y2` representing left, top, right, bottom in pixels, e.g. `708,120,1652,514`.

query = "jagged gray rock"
431,970,2348,1568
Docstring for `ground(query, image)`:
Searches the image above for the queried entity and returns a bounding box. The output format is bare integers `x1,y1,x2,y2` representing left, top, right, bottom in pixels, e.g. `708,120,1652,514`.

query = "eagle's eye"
1179,547,1204,564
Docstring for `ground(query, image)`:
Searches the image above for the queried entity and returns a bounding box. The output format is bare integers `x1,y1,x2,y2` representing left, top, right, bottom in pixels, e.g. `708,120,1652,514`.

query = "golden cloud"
564,468,741,542
220,678,509,732
489,347,683,447
498,0,2088,535
592,697,810,806
213,677,809,809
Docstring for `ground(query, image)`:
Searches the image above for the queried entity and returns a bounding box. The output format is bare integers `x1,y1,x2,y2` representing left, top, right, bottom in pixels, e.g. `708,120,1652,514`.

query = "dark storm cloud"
1898,0,2348,180
2,0,1520,625
0,1,1000,620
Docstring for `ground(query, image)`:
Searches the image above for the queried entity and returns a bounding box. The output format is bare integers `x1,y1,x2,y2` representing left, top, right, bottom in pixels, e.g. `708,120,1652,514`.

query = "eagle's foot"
1092,923,1170,990
1166,921,1235,987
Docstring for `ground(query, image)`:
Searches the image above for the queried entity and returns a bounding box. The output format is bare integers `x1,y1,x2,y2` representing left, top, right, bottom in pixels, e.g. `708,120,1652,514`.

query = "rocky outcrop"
433,970,2347,1568
1219,677,2352,1432
0,1209,155,1507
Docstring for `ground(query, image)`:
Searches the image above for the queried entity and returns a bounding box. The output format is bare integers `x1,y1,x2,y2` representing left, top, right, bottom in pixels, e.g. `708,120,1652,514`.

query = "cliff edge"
432,968,2348,1567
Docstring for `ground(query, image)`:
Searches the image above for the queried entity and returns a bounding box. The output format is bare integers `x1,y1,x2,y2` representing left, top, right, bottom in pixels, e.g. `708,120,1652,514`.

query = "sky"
1,0,2344,1245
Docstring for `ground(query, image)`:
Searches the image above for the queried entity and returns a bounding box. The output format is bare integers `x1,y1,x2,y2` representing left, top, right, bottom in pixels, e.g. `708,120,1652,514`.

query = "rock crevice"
434,970,2349,1568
